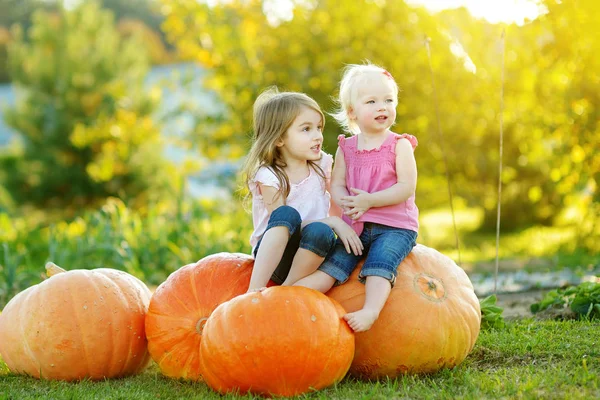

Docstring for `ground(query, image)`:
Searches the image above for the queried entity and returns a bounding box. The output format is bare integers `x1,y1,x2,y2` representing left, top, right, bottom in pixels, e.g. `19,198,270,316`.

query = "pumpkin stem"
45,262,66,277
196,317,208,335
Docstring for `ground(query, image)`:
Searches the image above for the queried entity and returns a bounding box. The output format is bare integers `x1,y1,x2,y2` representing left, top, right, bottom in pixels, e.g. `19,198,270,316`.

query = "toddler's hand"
332,218,363,256
341,188,371,220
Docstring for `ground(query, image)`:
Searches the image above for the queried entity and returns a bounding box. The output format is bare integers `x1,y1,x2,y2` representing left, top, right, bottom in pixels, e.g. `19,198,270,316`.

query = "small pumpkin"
326,244,481,379
145,252,275,380
0,263,152,381
199,286,355,397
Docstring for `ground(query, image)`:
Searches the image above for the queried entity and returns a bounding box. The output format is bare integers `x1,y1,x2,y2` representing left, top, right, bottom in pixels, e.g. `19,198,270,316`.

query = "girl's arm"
342,139,416,218
301,152,363,255
259,183,285,214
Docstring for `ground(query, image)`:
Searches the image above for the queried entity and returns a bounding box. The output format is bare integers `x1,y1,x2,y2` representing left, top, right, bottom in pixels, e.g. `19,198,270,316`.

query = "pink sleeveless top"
338,132,419,235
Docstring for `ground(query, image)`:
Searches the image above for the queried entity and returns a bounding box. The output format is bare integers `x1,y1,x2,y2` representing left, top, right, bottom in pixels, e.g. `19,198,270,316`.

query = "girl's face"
349,73,397,135
277,106,324,164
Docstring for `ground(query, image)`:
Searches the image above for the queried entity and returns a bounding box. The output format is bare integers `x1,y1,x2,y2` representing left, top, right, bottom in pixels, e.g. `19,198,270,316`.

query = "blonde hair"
240,87,326,203
331,62,399,134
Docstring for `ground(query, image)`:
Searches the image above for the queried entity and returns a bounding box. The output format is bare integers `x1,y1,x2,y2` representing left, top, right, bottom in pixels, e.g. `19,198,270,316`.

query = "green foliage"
531,281,600,319
480,294,506,330
160,0,600,232
0,27,10,83
0,196,254,308
0,354,8,376
3,1,172,209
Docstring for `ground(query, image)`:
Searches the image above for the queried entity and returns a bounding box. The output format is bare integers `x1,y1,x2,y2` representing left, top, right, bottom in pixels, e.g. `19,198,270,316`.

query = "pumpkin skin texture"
199,286,354,397
0,263,152,381
326,244,481,379
145,252,275,380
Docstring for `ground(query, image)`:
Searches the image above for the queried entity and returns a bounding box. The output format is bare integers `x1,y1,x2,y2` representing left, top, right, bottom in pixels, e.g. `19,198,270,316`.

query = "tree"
3,1,172,210
160,0,600,231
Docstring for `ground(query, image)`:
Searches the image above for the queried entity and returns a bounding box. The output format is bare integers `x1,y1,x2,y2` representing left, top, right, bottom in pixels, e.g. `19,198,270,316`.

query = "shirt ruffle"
338,132,417,156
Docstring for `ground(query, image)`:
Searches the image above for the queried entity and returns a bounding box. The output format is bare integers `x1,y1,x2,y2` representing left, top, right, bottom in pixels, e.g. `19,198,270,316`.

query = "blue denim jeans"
253,205,336,284
318,222,417,287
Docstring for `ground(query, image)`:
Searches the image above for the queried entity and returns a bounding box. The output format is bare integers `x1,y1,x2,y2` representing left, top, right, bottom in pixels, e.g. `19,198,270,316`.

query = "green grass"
1,319,598,399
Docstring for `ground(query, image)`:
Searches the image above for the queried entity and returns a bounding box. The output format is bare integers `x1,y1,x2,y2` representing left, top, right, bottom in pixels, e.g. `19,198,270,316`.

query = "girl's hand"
341,188,371,220
331,218,363,256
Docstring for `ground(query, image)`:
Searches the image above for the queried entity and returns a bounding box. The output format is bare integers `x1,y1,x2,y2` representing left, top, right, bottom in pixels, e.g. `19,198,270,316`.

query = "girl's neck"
357,129,390,151
359,127,389,139
283,158,310,184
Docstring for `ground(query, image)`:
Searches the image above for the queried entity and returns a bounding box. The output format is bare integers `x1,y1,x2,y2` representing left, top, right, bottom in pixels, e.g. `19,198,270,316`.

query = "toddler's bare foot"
343,309,379,332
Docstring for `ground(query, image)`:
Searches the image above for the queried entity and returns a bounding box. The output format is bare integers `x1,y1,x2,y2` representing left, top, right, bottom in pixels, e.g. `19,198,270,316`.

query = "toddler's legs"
248,206,301,292
282,222,335,286
345,226,417,332
343,276,390,332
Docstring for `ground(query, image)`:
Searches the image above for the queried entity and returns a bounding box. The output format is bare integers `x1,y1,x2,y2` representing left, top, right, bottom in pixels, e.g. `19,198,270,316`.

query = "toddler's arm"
329,147,350,207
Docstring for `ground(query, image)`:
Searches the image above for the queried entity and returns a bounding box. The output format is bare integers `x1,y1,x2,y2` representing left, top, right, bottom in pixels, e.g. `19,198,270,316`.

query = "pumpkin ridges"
0,266,152,381
327,244,480,379
200,287,355,396
216,297,263,391
93,271,126,378
1,287,37,375
309,299,354,389
99,270,141,376
110,269,150,377
145,253,257,380
200,301,250,391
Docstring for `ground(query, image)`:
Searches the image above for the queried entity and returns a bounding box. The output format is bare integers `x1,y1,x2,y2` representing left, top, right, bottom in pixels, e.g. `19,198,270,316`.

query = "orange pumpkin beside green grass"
0,262,152,381
327,244,481,379
199,286,355,397
145,252,275,380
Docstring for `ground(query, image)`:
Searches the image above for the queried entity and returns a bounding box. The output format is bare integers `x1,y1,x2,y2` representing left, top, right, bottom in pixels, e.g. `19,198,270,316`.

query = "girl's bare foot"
343,309,379,332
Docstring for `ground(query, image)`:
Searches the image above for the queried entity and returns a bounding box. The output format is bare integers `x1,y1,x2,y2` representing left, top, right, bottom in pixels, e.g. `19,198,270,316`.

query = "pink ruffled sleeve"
337,134,349,156
394,133,418,151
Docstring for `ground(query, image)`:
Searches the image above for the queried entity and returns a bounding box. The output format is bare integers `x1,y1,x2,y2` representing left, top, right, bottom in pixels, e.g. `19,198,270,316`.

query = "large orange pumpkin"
145,252,275,380
326,244,481,379
199,286,355,397
0,263,152,381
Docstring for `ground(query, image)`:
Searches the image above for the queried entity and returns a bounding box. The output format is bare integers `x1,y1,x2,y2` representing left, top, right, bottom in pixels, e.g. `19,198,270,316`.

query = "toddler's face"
349,73,397,135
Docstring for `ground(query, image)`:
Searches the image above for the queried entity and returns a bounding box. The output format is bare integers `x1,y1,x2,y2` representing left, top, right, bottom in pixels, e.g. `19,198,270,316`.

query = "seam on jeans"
359,267,396,278
358,268,397,287
361,262,401,272
319,262,351,282
265,221,296,236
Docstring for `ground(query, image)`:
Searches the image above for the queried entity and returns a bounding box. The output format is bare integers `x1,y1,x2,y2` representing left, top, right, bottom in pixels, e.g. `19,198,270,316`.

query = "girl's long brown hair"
240,87,326,204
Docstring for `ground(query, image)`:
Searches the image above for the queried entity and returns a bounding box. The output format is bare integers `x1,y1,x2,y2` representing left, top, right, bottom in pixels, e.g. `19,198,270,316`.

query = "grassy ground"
1,318,598,399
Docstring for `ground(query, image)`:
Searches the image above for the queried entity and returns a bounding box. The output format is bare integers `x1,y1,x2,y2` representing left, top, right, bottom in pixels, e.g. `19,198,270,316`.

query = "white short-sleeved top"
249,152,333,250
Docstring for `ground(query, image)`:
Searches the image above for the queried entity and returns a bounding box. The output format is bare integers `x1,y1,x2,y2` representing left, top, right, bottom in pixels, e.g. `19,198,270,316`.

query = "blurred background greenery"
0,0,598,307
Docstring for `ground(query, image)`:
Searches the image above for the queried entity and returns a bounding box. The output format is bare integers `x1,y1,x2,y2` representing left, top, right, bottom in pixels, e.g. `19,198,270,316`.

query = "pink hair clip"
382,70,394,80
